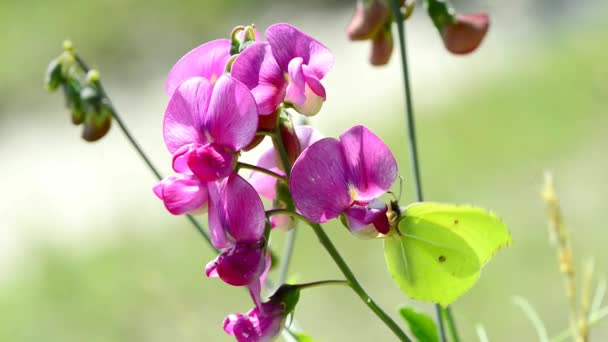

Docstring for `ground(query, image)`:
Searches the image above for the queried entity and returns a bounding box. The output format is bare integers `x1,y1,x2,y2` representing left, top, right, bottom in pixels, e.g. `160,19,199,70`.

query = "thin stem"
266,209,412,341
388,0,452,340
277,228,297,286
551,306,608,342
295,279,349,290
271,110,296,287
237,162,287,183
73,53,215,249
443,307,461,342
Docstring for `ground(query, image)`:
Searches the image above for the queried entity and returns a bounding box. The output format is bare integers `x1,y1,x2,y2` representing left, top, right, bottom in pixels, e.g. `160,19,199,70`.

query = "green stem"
295,279,349,290
267,209,412,341
73,53,215,251
237,162,287,183
442,307,461,342
388,0,454,341
271,109,297,287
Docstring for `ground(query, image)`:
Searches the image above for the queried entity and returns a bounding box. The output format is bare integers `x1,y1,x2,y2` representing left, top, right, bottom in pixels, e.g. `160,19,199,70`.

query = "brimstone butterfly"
384,202,511,306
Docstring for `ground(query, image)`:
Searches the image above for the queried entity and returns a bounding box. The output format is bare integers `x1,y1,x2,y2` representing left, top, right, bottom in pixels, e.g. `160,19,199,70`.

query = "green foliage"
384,203,511,306
398,307,439,342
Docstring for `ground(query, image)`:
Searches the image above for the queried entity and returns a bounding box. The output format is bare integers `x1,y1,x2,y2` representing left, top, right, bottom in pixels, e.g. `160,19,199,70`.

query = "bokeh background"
1,0,607,341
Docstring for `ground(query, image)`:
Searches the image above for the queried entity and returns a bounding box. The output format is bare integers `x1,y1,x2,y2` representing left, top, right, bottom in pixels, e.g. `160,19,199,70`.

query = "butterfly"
384,202,512,306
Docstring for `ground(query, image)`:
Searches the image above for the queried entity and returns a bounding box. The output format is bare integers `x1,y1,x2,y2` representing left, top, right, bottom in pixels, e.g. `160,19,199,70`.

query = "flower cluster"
346,0,490,66
154,23,399,341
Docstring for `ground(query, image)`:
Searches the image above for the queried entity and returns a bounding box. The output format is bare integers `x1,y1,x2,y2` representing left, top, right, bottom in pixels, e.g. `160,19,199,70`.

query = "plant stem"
388,0,453,341
272,110,297,287
73,53,215,250
266,209,412,341
295,279,349,290
443,307,461,342
237,162,287,183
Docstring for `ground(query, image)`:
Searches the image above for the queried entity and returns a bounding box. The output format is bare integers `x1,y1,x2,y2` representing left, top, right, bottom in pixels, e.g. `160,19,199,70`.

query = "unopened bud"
347,0,390,41
82,103,112,142
45,58,64,91
278,113,301,165
230,26,245,55
243,109,278,151
86,69,100,84
442,13,489,55
370,28,394,66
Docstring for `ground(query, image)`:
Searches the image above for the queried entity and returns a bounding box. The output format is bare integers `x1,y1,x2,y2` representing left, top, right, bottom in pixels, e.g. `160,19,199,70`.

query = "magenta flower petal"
302,65,326,99
208,174,266,246
285,57,306,106
249,126,323,200
248,149,282,200
290,138,352,223
163,77,213,153
339,125,397,201
343,199,390,237
153,175,208,215
204,75,258,151
231,42,286,115
186,143,234,182
223,302,284,342
212,242,266,286
266,23,333,79
165,39,231,95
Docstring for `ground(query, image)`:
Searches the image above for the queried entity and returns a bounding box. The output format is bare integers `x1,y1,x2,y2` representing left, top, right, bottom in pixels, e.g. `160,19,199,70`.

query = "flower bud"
62,79,85,125
278,113,301,165
370,27,394,66
45,58,64,91
347,0,390,41
81,103,112,142
442,13,489,55
243,109,278,151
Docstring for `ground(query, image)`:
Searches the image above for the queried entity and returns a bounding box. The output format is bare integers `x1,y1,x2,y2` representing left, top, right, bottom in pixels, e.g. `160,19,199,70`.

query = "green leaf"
291,332,314,342
384,202,511,306
399,307,439,342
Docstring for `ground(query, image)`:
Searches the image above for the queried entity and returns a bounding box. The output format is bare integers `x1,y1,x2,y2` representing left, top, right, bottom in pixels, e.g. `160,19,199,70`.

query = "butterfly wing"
384,202,511,306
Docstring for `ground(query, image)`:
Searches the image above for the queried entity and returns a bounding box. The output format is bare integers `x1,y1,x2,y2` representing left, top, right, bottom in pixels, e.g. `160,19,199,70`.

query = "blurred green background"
1,0,607,341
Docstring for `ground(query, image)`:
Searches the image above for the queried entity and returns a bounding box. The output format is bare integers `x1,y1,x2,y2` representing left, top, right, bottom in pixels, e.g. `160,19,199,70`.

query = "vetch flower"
205,174,268,286
165,39,231,95
154,74,258,215
224,284,300,342
442,13,489,55
163,74,258,181
152,173,209,215
426,0,489,55
231,23,333,116
290,125,397,237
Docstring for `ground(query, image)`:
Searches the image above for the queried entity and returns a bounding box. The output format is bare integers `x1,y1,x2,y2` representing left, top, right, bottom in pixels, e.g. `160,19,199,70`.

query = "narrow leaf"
399,307,439,342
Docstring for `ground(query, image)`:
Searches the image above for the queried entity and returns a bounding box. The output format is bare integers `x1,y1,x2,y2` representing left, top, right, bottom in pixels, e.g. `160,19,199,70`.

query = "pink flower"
224,284,300,342
205,174,268,286
442,13,490,55
290,125,397,237
231,24,333,116
165,39,231,95
154,74,258,215
223,302,284,342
